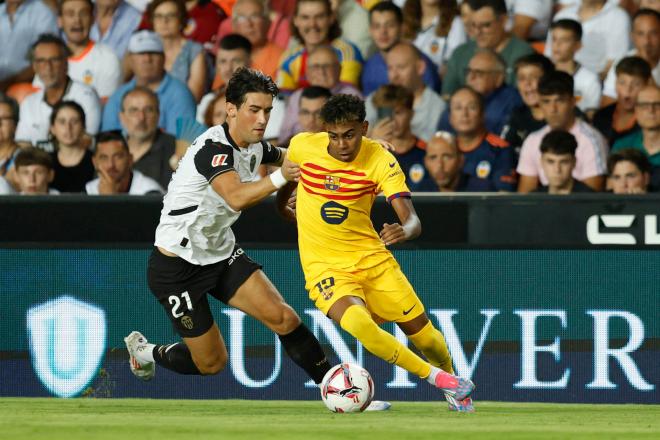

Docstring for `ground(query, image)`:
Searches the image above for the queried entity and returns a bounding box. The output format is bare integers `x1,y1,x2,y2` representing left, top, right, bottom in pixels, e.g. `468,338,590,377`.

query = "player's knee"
269,304,301,334
194,347,228,375
339,306,376,339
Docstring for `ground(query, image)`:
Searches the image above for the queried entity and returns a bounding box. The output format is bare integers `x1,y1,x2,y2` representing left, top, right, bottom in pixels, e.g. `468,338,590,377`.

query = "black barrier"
1,194,660,247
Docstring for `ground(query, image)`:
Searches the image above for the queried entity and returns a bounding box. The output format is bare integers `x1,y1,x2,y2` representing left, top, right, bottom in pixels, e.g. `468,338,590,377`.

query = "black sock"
152,343,201,375
278,323,331,384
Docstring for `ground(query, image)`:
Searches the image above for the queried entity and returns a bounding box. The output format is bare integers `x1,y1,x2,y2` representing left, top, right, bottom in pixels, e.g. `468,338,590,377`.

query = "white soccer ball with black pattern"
320,363,375,413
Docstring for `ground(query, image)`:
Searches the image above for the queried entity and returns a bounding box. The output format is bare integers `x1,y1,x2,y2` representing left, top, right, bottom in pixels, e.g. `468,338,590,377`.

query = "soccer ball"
320,363,374,413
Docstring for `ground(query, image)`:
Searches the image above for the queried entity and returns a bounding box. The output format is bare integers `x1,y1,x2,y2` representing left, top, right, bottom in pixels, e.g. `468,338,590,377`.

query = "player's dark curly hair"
226,67,279,108
319,94,366,125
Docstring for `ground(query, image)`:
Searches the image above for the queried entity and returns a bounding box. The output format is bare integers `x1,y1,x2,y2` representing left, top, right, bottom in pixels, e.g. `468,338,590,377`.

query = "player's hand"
380,222,407,246
370,117,394,141
281,157,300,182
374,139,396,152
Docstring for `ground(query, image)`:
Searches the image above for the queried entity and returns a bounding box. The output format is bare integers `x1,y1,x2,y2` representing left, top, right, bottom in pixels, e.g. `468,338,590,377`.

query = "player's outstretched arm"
275,182,297,223
211,159,300,211
379,198,422,245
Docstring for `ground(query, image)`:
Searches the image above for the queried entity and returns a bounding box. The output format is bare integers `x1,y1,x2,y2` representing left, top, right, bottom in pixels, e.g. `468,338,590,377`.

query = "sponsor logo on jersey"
324,175,341,191
320,201,349,225
409,163,425,184
227,247,244,265
212,154,228,167
476,160,491,179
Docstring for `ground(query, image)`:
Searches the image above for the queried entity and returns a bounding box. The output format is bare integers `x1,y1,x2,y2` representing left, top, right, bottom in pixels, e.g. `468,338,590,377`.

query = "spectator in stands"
0,175,16,195
366,42,445,143
421,131,465,192
148,0,207,102
640,0,660,13
361,1,440,96
448,86,517,191
228,0,285,82
215,0,291,51
202,87,228,127
501,53,555,162
278,45,361,145
91,0,142,59
602,9,660,106
437,48,521,135
55,0,122,102
0,0,58,92
370,84,435,191
279,86,331,146
401,0,467,75
209,34,252,95
277,0,363,93
0,94,20,190
181,0,225,46
612,84,660,168
607,148,652,194
87,130,164,195
48,101,95,193
459,0,477,40
102,31,196,136
442,0,533,97
14,147,58,195
535,130,593,194
549,19,601,118
517,71,608,193
506,0,553,42
593,56,651,146
15,34,101,147
333,0,374,59
119,87,175,188
545,0,631,77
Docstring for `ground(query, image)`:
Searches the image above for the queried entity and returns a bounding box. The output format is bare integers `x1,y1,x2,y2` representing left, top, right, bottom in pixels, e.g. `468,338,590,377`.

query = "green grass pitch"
0,398,658,440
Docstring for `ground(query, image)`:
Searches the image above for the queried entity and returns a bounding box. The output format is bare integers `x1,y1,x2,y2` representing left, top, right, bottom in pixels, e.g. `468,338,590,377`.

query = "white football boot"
124,331,155,381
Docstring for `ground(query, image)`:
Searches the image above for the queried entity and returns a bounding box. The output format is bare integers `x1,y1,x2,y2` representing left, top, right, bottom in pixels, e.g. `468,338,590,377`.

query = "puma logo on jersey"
212,154,228,167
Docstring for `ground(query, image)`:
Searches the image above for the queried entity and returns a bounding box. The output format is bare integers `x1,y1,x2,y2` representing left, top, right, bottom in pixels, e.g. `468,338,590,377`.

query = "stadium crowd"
1,0,659,196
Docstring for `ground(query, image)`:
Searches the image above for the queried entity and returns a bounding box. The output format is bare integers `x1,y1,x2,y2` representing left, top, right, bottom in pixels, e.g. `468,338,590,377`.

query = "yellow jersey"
287,132,411,279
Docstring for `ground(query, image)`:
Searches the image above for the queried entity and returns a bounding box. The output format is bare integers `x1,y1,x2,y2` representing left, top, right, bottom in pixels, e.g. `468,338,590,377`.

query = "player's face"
93,140,133,182
294,1,333,47
609,160,649,194
50,106,84,147
424,136,463,188
539,93,575,130
615,73,647,112
325,120,368,162
17,164,54,194
551,28,580,63
33,43,68,89
541,152,575,189
298,96,327,132
120,91,160,143
369,11,401,52
516,65,544,107
449,89,483,135
59,0,93,46
227,92,272,146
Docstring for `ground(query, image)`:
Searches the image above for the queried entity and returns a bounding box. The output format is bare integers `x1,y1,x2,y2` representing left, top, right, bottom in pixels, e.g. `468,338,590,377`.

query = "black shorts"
147,246,262,337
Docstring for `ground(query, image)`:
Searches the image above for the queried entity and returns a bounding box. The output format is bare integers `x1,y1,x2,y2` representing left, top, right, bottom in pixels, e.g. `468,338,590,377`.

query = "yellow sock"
340,305,431,379
407,321,454,374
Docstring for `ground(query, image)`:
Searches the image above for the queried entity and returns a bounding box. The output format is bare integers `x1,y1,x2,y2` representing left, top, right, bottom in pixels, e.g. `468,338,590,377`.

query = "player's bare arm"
379,197,421,246
275,181,297,223
211,159,299,212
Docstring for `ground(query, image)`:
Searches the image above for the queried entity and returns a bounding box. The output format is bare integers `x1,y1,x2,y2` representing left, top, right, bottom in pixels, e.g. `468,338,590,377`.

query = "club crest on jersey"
409,163,426,184
324,175,341,191
476,160,491,179
212,154,228,167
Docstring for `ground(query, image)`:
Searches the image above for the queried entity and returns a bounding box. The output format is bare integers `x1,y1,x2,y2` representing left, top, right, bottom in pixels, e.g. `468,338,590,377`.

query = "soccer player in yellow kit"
277,94,475,412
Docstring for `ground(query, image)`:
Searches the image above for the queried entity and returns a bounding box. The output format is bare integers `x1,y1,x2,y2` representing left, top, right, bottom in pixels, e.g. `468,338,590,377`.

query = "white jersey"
85,169,164,195
574,65,602,112
154,123,282,266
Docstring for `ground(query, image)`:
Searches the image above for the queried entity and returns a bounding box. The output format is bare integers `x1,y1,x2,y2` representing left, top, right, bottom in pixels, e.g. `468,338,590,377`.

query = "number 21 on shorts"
168,291,192,318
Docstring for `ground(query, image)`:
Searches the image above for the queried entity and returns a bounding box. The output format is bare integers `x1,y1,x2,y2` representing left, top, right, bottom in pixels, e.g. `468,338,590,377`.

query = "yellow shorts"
306,257,425,323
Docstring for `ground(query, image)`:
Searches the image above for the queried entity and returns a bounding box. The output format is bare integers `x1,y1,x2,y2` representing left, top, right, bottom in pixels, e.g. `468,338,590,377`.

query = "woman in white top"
402,0,467,75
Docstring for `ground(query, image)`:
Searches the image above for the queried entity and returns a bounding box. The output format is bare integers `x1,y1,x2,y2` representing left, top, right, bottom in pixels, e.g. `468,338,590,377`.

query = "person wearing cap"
101,30,196,136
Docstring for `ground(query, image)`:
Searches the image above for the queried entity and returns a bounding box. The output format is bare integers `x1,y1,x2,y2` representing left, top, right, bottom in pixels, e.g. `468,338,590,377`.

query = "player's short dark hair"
538,71,574,97
95,130,129,152
50,100,86,128
607,148,652,174
15,147,54,170
226,67,278,108
58,0,94,15
219,33,253,54
29,33,71,61
633,8,660,25
369,1,402,24
466,0,507,16
514,53,555,76
550,19,582,41
615,56,652,81
320,94,366,125
0,92,19,124
301,86,332,101
540,130,578,156
450,86,485,115
372,84,414,110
